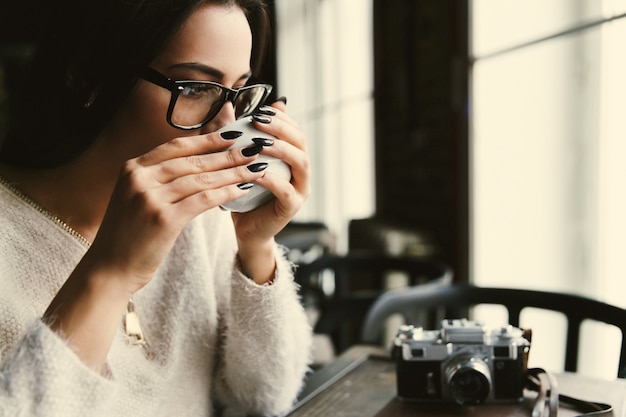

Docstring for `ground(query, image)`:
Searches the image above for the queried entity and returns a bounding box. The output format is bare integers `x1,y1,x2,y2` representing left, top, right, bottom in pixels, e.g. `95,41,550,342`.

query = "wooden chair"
360,283,626,378
294,252,452,354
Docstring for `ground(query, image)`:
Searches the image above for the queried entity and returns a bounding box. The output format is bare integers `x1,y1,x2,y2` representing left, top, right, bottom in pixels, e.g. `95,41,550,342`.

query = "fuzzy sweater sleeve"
213,248,313,416
0,319,119,417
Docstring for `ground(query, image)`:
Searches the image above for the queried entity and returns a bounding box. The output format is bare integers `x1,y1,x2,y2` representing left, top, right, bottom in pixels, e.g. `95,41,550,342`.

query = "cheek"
109,84,183,157
125,84,171,135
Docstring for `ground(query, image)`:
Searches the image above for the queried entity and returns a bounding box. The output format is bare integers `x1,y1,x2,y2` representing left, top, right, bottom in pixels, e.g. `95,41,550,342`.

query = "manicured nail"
237,182,254,190
275,96,287,105
252,114,271,124
241,144,263,157
257,106,276,116
252,137,274,146
221,130,243,140
247,162,269,172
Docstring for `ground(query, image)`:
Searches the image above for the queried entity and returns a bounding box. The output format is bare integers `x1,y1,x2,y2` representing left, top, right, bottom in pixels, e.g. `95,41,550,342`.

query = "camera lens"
444,357,491,405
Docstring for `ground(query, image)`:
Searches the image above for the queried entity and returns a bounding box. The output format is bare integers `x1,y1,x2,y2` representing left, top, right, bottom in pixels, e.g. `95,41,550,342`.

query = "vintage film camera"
393,319,531,405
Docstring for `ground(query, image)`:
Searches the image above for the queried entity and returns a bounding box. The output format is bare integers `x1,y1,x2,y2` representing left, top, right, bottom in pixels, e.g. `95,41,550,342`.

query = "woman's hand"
90,130,274,293
44,130,270,369
231,101,311,283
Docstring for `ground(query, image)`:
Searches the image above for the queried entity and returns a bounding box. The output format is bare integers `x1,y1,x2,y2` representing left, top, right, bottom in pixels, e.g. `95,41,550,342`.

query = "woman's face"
103,3,253,159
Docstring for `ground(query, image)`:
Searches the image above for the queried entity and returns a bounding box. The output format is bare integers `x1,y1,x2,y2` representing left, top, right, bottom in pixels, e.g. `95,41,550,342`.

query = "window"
471,0,626,379
274,0,375,250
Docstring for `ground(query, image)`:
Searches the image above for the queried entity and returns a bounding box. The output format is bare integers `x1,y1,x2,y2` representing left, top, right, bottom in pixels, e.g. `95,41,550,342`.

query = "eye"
179,83,222,100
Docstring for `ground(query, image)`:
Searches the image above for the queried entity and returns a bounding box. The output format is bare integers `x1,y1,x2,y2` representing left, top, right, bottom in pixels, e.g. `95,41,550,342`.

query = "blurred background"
270,0,626,379
2,0,626,379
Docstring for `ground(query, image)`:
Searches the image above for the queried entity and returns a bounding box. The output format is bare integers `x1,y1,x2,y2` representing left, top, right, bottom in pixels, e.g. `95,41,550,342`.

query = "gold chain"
0,175,152,357
0,175,91,247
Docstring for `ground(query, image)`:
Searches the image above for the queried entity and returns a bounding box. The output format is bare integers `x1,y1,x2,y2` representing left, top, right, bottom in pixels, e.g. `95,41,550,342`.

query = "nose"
200,101,237,134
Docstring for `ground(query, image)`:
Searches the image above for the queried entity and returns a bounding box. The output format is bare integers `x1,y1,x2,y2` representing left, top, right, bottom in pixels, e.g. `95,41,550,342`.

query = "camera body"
394,319,530,405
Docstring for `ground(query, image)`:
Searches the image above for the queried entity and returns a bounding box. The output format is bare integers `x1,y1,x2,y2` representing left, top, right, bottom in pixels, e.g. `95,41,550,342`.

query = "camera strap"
526,368,613,417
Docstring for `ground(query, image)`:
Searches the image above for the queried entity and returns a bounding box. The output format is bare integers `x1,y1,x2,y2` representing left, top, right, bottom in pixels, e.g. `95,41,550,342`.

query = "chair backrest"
294,252,453,353
360,283,626,378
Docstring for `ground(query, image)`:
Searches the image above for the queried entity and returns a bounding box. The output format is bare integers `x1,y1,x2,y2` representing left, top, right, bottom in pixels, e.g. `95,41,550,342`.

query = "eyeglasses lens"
234,87,266,119
171,84,267,128
171,84,223,128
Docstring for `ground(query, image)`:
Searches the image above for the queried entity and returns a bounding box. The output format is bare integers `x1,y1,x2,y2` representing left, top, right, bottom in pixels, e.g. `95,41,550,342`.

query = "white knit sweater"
0,180,312,417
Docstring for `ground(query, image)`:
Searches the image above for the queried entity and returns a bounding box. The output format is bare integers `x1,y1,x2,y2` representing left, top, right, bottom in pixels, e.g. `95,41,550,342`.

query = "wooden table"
287,345,626,417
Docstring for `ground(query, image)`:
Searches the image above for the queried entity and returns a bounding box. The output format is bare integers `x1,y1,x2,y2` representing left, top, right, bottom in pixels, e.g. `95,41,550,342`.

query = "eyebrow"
168,62,252,82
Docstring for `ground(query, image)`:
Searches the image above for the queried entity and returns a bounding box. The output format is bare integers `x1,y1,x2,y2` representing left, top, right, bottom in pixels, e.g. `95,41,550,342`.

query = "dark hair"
0,0,270,168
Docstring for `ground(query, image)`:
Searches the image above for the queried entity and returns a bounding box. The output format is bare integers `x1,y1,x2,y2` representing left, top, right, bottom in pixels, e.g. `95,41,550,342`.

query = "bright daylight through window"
274,0,375,251
471,0,626,379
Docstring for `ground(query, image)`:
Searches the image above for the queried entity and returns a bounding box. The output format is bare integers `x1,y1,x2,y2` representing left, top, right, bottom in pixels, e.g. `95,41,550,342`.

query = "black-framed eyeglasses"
140,68,273,130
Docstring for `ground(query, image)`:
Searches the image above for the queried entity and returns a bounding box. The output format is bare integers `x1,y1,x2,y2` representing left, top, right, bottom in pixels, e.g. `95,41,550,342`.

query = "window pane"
275,0,375,250
472,0,626,380
472,0,609,57
473,27,601,292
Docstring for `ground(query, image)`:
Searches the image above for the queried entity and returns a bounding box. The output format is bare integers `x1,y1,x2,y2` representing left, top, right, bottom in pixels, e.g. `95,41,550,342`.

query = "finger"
135,131,237,167
256,104,300,132
270,97,287,112
174,182,255,215
249,111,311,200
254,171,305,216
163,163,268,204
253,132,310,195
252,113,306,151
151,144,263,184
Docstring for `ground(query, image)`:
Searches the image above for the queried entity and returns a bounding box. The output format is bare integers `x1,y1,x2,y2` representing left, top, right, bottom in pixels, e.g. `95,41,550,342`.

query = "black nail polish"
275,96,287,105
247,162,269,172
252,114,271,124
221,130,244,140
237,182,254,190
241,144,263,157
257,106,276,116
252,137,274,146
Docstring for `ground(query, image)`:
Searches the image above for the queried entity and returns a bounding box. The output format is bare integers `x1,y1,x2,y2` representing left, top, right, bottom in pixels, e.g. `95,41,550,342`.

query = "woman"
0,0,312,416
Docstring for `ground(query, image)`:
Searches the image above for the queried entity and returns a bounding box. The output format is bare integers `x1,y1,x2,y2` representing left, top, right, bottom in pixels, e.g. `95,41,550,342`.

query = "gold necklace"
0,175,91,247
0,175,152,357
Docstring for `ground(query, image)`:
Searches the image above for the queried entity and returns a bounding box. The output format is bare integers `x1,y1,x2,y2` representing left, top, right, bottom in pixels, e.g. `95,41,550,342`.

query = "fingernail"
252,114,271,124
275,96,287,105
237,182,254,190
221,130,243,140
241,144,263,157
247,162,269,172
257,106,276,116
252,137,274,146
